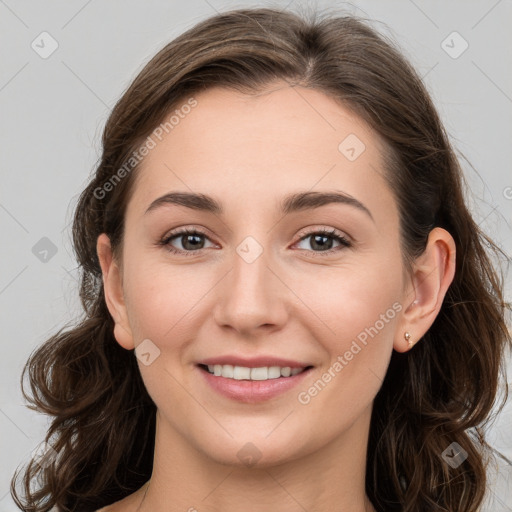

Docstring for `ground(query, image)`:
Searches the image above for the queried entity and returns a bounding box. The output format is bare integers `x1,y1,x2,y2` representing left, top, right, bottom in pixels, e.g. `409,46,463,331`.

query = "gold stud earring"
404,331,412,348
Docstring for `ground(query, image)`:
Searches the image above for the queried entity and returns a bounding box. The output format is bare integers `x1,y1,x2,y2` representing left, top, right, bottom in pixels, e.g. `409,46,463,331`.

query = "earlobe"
394,227,456,353
96,233,135,350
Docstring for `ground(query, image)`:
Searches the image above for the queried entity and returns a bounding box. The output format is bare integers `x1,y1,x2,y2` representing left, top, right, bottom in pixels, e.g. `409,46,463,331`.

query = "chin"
194,432,310,469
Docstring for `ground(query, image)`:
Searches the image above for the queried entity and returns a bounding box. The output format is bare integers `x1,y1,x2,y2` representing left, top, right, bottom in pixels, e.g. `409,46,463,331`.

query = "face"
104,82,412,467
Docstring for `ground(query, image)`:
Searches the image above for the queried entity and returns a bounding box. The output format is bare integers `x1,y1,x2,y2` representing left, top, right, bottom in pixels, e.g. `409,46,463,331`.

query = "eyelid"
160,225,216,249
161,225,351,242
294,225,351,243
291,227,352,255
159,225,352,255
161,224,213,241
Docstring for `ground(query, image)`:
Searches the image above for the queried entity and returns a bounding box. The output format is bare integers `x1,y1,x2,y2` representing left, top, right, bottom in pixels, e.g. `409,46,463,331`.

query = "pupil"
183,234,203,250
312,234,332,251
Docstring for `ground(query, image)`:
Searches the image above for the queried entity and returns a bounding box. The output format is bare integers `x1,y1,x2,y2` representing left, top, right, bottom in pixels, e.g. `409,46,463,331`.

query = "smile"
200,364,310,380
197,364,314,403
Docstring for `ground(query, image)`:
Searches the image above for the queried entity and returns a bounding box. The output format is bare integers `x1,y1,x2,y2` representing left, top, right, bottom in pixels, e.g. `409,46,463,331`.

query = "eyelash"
159,227,352,257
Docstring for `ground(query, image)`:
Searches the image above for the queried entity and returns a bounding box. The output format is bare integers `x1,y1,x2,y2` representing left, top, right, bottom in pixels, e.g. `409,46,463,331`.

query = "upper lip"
198,355,313,369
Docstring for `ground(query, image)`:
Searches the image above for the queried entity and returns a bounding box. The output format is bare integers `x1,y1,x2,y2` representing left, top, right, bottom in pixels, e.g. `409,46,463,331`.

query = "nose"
212,243,289,336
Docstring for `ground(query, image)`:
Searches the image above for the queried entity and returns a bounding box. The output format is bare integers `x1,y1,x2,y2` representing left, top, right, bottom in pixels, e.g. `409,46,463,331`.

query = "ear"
96,233,135,350
394,227,456,353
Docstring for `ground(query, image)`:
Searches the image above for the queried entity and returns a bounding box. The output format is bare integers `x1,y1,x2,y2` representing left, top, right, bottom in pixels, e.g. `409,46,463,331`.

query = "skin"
96,81,456,512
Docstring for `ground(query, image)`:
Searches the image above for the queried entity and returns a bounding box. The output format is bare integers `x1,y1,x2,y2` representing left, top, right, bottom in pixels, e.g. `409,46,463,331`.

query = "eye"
158,226,352,257
160,228,215,256
293,228,351,255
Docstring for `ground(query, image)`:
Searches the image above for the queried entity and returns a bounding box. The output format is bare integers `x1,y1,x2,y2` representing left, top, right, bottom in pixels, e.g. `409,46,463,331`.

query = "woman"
11,7,511,512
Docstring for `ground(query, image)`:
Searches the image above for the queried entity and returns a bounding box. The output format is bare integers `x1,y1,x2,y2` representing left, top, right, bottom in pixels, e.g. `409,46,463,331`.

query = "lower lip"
197,366,313,403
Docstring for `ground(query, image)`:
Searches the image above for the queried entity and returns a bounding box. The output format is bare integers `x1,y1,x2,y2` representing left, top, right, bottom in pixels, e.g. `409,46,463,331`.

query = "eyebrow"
144,190,374,222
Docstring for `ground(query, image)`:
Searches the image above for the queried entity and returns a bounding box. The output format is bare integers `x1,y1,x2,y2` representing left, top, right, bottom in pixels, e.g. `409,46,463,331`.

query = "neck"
140,405,376,512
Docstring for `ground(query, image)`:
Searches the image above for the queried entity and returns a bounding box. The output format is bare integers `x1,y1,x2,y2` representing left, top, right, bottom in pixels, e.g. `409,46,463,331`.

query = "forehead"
126,83,395,224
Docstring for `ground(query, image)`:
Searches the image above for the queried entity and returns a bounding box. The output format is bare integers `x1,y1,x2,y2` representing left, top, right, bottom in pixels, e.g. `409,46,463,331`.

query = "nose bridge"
232,235,270,297
213,233,288,332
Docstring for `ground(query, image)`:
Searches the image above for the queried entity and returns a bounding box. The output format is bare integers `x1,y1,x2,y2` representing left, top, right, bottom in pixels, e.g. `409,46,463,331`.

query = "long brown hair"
11,7,511,512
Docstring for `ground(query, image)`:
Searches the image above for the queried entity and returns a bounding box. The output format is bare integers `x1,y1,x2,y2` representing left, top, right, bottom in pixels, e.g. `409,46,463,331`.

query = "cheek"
293,255,403,411
122,256,215,342
295,267,401,420
297,257,403,345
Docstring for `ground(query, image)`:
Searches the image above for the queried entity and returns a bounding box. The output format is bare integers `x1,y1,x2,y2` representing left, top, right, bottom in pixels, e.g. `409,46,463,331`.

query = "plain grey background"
1,0,511,510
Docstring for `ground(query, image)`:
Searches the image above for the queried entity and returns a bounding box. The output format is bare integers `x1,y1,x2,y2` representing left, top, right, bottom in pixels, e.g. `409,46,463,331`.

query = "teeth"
233,366,251,380
206,364,306,380
281,367,291,377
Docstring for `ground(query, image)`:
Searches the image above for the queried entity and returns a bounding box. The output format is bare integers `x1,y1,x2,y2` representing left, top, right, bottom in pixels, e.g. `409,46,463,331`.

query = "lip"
196,364,314,403
198,355,311,368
